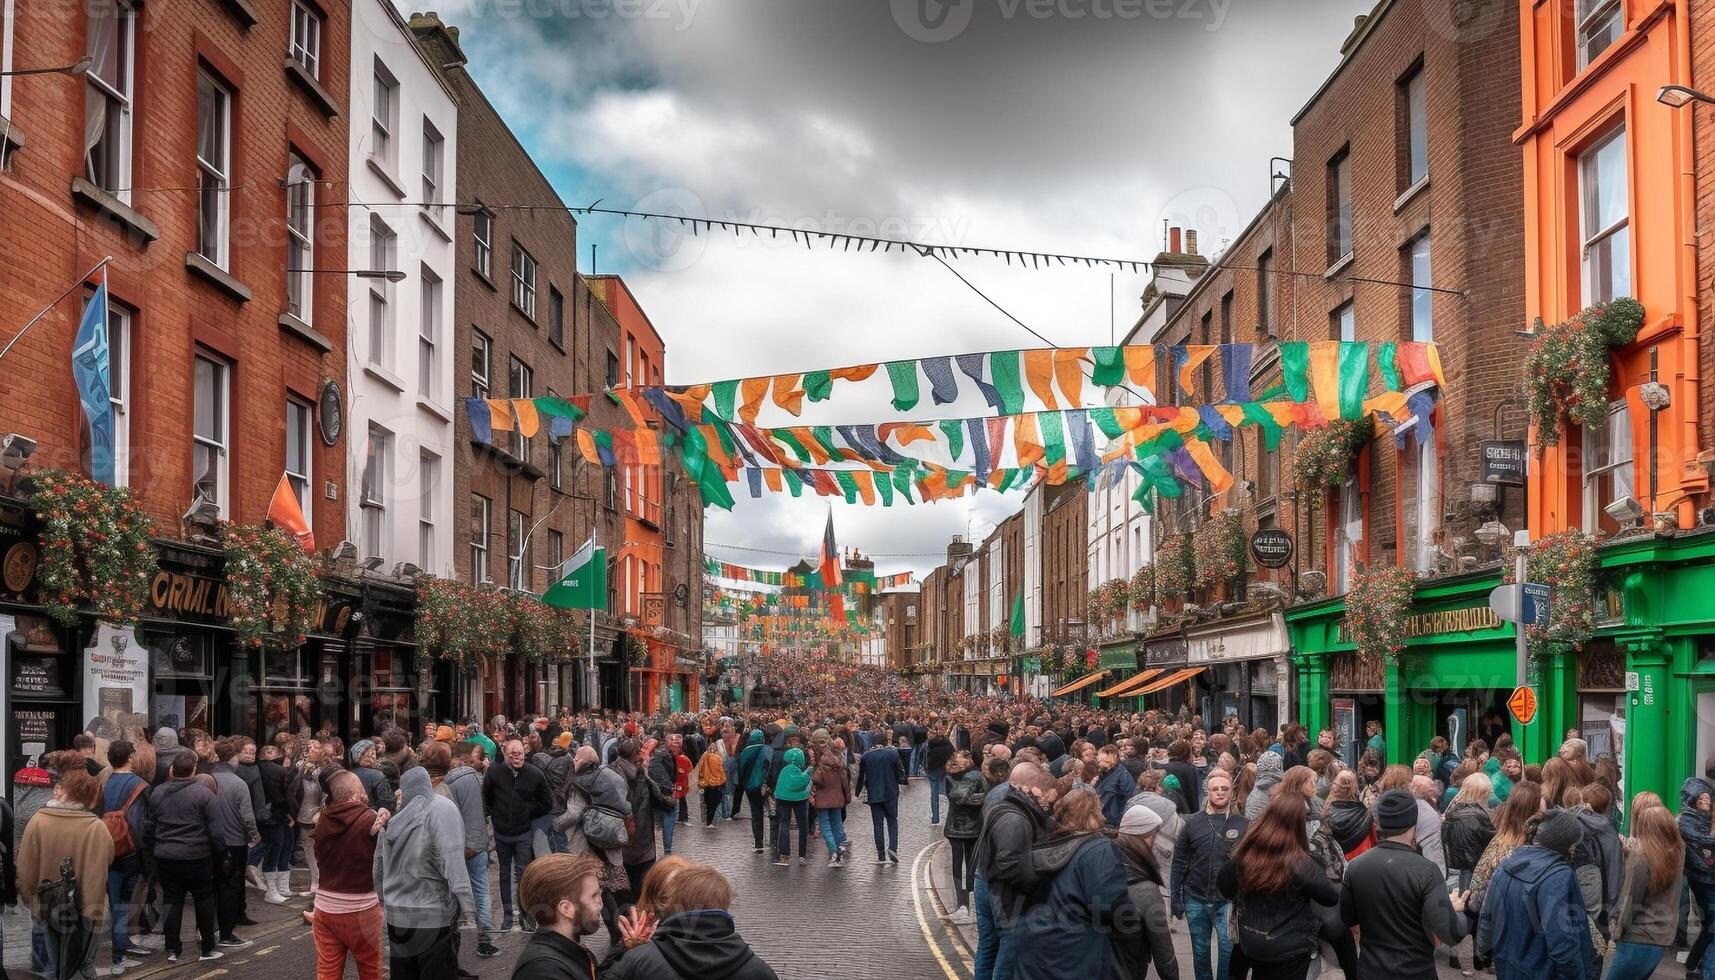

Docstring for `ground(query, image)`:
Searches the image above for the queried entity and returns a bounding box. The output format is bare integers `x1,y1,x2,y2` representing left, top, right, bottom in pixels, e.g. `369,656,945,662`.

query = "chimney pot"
1186,230,1199,255
1169,227,1182,253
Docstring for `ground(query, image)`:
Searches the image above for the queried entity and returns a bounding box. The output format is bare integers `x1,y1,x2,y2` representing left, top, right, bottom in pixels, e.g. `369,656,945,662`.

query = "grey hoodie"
441,765,487,855
211,762,258,846
1244,752,1283,820
374,767,473,928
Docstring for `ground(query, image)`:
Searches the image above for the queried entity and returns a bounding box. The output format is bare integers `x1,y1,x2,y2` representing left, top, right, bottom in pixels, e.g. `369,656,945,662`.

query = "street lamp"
0,56,93,78
1658,85,1715,108
287,269,407,283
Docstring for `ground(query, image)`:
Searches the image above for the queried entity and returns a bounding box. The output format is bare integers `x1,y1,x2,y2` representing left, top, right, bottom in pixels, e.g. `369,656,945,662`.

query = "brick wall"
1,0,350,543
1695,0,1715,459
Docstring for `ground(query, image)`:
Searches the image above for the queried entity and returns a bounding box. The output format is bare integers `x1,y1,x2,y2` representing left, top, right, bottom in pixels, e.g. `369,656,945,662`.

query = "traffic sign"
1490,582,1552,625
1508,685,1538,725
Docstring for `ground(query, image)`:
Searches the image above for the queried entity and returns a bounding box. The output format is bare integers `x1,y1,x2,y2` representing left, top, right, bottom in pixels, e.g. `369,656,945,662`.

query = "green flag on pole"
1010,593,1025,638
542,535,607,609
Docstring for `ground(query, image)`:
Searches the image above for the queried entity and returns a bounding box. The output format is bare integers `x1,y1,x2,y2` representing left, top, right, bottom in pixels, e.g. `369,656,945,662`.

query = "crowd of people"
2,670,1714,980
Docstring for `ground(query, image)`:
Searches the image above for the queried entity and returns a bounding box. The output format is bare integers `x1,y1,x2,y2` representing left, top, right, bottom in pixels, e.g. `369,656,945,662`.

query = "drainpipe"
1672,0,1705,523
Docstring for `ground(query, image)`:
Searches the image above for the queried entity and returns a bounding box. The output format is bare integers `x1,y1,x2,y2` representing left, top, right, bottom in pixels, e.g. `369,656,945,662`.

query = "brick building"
0,0,357,746
1039,481,1089,655
876,588,919,671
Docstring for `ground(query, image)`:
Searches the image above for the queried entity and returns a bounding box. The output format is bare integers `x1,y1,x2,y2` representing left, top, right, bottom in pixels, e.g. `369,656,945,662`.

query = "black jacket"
1038,732,1065,763
1441,802,1496,872
256,759,292,826
483,761,552,837
1170,809,1248,913
1217,854,1339,961
1164,761,1202,813
1339,840,1467,980
604,910,780,980
924,736,954,775
944,769,986,841
1327,800,1374,856
508,929,604,980
974,788,1052,923
143,777,222,862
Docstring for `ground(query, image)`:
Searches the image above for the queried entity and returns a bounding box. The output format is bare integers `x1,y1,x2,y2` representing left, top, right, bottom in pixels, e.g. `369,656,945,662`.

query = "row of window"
468,210,568,348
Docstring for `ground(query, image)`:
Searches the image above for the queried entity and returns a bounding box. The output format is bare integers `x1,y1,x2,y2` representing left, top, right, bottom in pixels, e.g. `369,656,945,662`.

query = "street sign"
1490,582,1551,625
1250,528,1294,569
1480,441,1527,485
1508,685,1538,725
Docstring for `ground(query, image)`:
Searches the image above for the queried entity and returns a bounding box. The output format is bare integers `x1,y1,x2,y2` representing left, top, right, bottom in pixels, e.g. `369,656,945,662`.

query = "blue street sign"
1521,582,1551,628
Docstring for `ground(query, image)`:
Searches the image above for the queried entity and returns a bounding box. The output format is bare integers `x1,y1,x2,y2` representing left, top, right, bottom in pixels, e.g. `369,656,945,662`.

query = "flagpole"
587,524,599,710
0,256,113,361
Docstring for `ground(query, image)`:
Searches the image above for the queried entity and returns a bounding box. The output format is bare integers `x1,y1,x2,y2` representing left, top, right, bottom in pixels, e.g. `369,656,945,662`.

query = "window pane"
1411,234,1433,342
286,403,307,473
1588,131,1628,232
1408,70,1427,184
194,358,216,438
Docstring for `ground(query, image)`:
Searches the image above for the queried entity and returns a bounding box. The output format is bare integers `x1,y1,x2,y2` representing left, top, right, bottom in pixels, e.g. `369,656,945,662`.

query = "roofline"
374,0,458,103
585,274,665,348
1289,0,1397,127
1158,181,1291,337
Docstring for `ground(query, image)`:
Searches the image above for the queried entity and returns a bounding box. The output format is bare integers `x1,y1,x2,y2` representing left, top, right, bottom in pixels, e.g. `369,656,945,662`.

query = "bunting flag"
1022,349,1057,408
920,356,959,405
885,360,920,411
266,473,315,552
1051,348,1086,406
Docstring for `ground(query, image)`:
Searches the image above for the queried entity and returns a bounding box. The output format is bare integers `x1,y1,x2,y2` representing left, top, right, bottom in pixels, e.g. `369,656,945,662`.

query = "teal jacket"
774,748,811,803
736,730,768,792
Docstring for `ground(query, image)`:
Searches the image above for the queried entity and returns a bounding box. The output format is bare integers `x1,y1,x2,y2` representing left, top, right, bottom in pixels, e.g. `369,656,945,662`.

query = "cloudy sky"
410,0,1371,578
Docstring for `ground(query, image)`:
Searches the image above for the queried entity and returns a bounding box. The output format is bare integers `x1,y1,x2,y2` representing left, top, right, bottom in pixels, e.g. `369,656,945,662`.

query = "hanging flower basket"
1343,563,1416,663
1290,417,1373,507
1193,511,1249,588
1524,298,1644,446
1504,529,1599,652
1157,533,1195,597
1129,564,1155,612
30,469,157,628
1098,578,1130,620
222,522,323,649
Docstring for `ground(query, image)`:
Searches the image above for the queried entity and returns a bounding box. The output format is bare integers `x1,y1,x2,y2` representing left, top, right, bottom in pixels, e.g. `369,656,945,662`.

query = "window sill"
0,114,25,157
278,312,332,352
418,208,452,243
1393,175,1430,214
549,336,567,355
70,177,160,243
473,268,498,292
366,156,406,199
220,0,260,28
363,362,406,393
471,439,545,480
1324,252,1354,280
416,397,453,423
284,60,340,119
511,300,537,326
185,252,253,303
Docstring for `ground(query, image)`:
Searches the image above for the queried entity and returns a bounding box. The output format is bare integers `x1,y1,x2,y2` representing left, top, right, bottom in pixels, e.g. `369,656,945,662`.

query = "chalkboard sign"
1331,697,1357,768
16,708,56,746
12,656,64,698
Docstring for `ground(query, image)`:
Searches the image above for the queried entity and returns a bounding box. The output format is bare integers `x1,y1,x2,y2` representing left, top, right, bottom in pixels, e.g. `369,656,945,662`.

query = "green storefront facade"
1285,528,1715,814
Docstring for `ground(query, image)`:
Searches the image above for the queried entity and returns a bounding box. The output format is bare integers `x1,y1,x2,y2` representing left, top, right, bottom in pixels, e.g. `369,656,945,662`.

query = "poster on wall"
1331,697,1357,768
85,622,150,730
0,613,11,773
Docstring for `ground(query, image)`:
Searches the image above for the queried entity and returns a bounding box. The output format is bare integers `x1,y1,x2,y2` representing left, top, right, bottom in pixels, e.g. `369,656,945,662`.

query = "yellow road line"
910,842,966,980
920,839,975,969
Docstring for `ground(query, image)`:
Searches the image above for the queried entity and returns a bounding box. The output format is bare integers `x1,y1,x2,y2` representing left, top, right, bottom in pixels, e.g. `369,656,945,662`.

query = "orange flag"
1184,439,1234,494
511,399,541,438
1123,345,1156,388
880,423,936,446
738,378,770,423
1177,346,1216,397
1023,350,1057,408
634,428,661,464
771,375,805,416
486,399,515,432
1052,348,1087,405
852,471,876,506
762,469,783,492
1014,414,1045,469
829,364,879,383
611,389,647,428
576,430,600,464
266,473,315,552
1309,341,1341,421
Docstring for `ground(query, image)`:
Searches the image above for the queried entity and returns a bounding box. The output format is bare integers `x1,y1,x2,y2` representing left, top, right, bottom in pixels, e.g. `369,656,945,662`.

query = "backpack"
581,805,630,850
103,782,146,859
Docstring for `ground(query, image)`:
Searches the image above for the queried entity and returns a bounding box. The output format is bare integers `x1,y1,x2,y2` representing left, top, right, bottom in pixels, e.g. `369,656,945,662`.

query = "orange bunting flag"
853,471,876,506
1014,413,1045,469
762,469,783,492
1364,392,1411,422
1170,407,1201,433
1183,439,1235,494
738,377,771,424
511,399,541,438
1052,348,1087,406
829,364,879,383
1112,406,1144,432
1308,341,1341,421
486,399,515,432
667,386,709,422
771,374,805,416
266,473,316,552
1177,346,1216,397
1216,405,1247,428
788,426,831,464
882,423,936,446
634,428,661,464
1123,345,1156,388
576,430,600,464
1023,350,1058,408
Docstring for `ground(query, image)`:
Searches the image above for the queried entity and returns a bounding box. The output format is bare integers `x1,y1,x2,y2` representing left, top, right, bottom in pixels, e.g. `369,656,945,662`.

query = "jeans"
776,800,809,858
721,757,739,818
385,922,454,980
34,913,96,979
746,788,767,847
949,838,975,910
658,809,676,854
313,904,382,980
972,876,1022,980
108,860,140,959
263,822,295,873
1691,880,1715,977
495,833,535,920
156,857,217,957
869,798,899,858
703,787,724,825
1606,943,1666,980
911,743,926,775
216,844,248,938
465,851,494,933
928,770,946,823
817,807,848,857
1185,897,1233,980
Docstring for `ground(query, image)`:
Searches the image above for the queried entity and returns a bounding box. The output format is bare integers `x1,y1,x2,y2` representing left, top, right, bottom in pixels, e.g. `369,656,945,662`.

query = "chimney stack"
1169,226,1182,254
1186,230,1199,255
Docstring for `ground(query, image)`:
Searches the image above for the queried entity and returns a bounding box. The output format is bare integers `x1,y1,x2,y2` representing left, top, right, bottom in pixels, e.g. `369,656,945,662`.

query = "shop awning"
1050,669,1111,697
1096,668,1162,699
1131,666,1206,696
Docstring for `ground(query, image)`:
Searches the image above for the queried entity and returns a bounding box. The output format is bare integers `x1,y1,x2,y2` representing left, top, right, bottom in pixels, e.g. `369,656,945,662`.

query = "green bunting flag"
989,350,1025,415
885,361,920,411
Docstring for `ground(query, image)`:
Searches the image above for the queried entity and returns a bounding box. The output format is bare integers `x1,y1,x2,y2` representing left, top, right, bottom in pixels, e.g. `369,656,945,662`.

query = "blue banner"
71,282,113,484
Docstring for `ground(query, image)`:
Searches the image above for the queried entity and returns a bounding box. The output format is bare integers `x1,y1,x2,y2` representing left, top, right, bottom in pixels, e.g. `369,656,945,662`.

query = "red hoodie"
313,798,379,896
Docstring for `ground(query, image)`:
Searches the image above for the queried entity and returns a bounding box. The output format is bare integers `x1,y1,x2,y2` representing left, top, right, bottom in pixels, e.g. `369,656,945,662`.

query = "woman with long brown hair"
1467,779,1543,917
1541,756,1578,808
1607,800,1686,980
1216,791,1339,979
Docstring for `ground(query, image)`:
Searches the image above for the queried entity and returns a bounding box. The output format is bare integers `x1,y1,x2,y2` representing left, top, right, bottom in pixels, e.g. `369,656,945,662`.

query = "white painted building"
344,0,457,575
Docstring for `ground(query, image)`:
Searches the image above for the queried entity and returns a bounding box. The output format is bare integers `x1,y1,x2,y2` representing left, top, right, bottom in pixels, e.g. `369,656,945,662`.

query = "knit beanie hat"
1119,804,1164,836
349,739,375,766
1533,809,1583,856
435,725,455,743
1375,789,1418,834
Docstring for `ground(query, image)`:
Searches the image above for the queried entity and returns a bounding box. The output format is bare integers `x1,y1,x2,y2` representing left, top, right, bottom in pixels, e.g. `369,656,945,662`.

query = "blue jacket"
1477,845,1596,980
1094,765,1136,828
855,745,905,804
1680,778,1715,886
1013,833,1132,980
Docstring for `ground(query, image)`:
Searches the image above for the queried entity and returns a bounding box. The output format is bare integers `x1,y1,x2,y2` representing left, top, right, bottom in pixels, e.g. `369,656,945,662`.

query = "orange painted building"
1518,0,1706,535
586,275,702,714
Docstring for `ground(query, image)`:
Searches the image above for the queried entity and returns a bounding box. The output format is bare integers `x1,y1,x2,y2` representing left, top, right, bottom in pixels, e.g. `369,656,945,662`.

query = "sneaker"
127,938,161,954
476,940,501,959
752,846,764,854
165,954,180,964
772,859,790,867
876,856,891,865
199,951,225,962
828,857,842,867
218,936,253,949
888,850,900,864
501,916,514,933
110,957,143,975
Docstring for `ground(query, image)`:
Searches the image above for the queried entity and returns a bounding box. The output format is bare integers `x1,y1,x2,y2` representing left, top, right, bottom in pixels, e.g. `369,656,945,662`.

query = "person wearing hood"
770,747,811,866
943,751,986,921
311,770,387,980
599,862,780,980
809,736,852,867
1114,803,1179,980
1678,776,1715,980
348,740,391,812
423,741,499,960
1126,769,1183,885
1476,808,1597,980
555,746,632,946
375,766,473,980
734,730,769,852
973,762,1057,980
1011,790,1131,980
18,764,113,979
1244,751,1284,820
1325,770,1376,859
1565,783,1622,942
614,739,661,917
1341,789,1469,980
